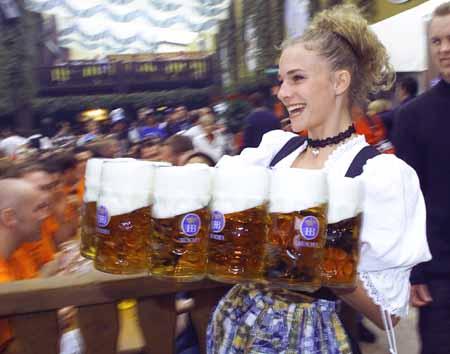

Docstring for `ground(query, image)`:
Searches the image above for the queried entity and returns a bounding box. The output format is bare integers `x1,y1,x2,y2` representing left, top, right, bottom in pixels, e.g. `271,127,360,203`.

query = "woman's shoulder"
361,153,420,189
217,130,297,168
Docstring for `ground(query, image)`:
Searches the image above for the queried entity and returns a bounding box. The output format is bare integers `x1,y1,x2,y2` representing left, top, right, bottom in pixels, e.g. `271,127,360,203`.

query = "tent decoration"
25,0,230,57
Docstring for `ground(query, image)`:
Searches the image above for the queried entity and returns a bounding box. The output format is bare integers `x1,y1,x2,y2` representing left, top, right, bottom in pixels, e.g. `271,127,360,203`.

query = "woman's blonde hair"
282,4,395,107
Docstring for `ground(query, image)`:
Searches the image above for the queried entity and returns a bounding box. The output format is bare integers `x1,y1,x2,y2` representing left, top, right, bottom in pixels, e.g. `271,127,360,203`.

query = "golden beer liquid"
95,206,151,274
264,204,327,292
321,214,361,288
149,208,210,281
80,201,97,259
207,205,269,283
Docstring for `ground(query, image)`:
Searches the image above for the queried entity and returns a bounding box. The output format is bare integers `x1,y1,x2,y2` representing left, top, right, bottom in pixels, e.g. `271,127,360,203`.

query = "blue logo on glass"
300,216,320,240
211,211,225,233
181,213,201,237
97,205,109,228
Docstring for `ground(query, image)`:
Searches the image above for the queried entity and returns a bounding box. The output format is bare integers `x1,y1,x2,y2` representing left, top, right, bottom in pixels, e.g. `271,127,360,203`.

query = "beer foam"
327,176,364,224
84,158,108,203
98,160,155,217
269,168,328,213
143,161,172,167
84,158,135,202
211,165,270,214
152,164,212,218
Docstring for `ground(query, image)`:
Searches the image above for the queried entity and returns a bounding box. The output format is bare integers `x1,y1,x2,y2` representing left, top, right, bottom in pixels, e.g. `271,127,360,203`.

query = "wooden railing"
36,57,215,96
0,270,230,354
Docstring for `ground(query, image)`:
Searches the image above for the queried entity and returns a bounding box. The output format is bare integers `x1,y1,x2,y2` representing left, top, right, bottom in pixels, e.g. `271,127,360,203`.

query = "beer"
150,208,210,281
208,205,269,283
321,215,361,287
80,158,106,259
95,160,155,274
149,165,212,281
95,206,151,274
265,206,327,291
207,165,270,283
80,201,97,259
264,168,328,292
321,177,363,287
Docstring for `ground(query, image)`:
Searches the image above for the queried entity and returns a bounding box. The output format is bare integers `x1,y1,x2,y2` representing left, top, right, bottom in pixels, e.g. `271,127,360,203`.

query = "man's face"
86,120,98,134
430,14,450,82
16,188,50,243
22,171,58,203
159,144,175,164
140,145,160,161
146,115,156,127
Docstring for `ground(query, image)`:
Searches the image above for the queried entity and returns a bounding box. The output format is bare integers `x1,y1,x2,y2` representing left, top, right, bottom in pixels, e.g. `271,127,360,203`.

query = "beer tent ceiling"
25,0,230,59
370,0,448,72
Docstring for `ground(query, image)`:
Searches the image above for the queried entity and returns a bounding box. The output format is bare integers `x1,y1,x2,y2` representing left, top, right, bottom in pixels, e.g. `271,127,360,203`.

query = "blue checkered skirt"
207,283,352,354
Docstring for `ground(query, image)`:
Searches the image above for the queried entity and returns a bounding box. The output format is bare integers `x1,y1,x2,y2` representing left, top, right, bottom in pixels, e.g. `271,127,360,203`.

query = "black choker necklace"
307,125,356,157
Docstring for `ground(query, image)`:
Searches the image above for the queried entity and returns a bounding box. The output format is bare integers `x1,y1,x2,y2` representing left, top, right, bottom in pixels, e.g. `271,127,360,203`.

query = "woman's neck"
291,110,354,170
307,111,353,141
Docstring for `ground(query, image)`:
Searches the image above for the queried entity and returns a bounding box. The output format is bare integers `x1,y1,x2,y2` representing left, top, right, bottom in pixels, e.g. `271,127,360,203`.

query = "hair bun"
301,4,396,106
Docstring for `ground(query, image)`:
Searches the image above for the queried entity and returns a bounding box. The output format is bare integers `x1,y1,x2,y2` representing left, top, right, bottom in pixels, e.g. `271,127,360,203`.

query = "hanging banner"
244,16,258,73
284,0,310,38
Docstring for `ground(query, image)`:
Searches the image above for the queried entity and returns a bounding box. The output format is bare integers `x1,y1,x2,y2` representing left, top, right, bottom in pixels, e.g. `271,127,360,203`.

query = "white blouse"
217,130,431,317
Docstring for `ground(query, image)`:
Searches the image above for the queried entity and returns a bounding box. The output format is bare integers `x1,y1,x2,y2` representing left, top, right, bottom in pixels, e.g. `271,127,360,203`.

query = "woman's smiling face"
277,43,338,133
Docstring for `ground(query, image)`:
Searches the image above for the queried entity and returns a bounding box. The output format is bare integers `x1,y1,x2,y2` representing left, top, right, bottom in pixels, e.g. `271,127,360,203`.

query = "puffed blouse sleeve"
357,154,431,317
216,130,297,168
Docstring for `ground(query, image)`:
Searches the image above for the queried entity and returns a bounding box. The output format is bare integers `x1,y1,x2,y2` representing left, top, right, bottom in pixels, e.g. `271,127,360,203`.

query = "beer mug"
150,164,212,281
95,160,155,274
80,158,136,259
264,169,328,292
207,166,270,283
80,158,106,259
321,177,363,288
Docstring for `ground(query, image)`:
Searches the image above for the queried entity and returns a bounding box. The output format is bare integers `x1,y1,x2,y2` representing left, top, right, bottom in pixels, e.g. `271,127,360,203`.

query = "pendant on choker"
307,125,355,158
311,148,320,157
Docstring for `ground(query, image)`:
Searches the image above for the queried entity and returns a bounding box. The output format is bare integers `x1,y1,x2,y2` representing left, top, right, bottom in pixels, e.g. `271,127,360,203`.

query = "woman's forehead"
279,43,325,75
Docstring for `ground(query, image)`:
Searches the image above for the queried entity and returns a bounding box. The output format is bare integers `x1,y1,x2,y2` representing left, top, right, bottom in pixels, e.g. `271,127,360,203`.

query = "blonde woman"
207,5,430,354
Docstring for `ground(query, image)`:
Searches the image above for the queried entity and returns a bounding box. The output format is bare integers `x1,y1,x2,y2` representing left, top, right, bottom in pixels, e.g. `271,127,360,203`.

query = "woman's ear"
333,69,351,96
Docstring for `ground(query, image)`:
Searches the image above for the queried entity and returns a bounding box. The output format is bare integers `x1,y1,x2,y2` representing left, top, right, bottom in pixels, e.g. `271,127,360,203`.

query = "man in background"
0,179,50,353
242,92,281,149
394,3,450,353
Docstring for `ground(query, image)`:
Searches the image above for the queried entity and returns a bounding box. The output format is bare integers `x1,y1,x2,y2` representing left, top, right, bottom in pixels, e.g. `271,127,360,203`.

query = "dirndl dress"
207,283,351,354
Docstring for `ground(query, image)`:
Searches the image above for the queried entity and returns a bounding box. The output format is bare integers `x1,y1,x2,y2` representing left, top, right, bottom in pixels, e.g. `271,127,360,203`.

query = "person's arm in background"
393,106,432,307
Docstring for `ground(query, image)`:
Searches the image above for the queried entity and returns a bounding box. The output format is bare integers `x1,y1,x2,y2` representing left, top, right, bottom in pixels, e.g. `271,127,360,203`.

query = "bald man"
0,179,49,352
0,179,50,273
19,163,79,249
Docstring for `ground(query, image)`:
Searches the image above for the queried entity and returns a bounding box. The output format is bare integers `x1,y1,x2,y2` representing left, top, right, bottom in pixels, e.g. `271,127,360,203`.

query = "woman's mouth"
287,104,306,117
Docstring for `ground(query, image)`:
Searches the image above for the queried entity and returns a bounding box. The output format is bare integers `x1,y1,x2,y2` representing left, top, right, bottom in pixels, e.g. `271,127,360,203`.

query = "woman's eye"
292,75,304,82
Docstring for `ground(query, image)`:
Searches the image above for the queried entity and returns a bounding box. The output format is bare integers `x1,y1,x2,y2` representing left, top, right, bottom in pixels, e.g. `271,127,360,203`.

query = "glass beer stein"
207,166,270,283
80,158,105,259
321,177,363,288
264,169,328,292
95,160,155,274
149,165,212,281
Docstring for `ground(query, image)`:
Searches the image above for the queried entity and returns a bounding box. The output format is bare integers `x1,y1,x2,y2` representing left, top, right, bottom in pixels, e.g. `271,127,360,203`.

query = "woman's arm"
334,279,399,330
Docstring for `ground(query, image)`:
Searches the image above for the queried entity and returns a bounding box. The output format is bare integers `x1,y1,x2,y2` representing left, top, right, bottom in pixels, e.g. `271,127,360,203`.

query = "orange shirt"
354,115,395,154
20,216,58,269
0,257,13,349
8,248,39,280
0,250,38,349
76,179,85,205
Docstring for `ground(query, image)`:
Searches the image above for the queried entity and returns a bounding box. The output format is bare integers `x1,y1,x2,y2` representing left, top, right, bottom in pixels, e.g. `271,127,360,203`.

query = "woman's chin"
290,122,306,133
